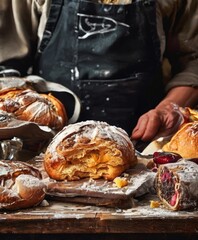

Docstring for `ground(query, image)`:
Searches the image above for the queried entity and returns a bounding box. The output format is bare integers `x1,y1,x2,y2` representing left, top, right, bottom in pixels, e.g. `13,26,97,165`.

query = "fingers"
131,105,183,142
131,110,161,141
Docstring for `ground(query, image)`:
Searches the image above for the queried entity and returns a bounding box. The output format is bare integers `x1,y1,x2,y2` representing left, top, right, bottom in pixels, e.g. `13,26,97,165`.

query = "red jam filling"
170,192,178,206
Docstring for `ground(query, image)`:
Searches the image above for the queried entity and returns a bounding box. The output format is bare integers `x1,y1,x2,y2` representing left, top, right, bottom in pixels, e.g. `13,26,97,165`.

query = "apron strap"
39,0,64,53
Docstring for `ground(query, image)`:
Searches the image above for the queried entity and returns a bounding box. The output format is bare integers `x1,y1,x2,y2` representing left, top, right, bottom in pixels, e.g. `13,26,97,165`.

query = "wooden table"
0,194,197,240
0,156,197,239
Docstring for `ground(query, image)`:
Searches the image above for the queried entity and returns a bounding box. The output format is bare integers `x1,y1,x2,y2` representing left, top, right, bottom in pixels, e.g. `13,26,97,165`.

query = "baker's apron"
34,0,165,134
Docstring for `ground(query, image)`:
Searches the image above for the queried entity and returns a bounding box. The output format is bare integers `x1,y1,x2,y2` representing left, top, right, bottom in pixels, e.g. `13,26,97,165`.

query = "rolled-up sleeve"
157,0,198,91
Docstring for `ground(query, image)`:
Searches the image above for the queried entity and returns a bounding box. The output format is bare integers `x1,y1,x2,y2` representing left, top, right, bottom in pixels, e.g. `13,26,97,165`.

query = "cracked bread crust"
44,120,137,181
0,88,67,131
162,122,198,159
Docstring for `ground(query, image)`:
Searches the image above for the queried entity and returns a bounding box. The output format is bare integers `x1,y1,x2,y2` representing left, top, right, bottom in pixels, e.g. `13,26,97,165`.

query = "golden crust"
0,160,45,210
44,121,137,181
0,89,67,131
162,122,198,158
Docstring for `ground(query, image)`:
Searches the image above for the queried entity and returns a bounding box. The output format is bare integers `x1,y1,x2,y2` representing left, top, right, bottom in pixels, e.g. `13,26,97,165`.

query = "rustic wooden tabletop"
1,156,197,239
0,194,197,238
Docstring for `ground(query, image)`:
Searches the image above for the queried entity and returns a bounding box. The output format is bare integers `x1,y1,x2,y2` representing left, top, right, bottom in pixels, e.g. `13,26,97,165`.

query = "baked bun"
0,89,67,131
44,120,137,181
0,160,46,210
162,122,198,158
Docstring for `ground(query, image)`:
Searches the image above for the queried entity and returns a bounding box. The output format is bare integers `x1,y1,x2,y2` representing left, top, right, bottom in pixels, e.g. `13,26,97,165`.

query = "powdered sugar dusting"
47,120,134,157
186,122,198,137
15,174,44,188
160,160,198,198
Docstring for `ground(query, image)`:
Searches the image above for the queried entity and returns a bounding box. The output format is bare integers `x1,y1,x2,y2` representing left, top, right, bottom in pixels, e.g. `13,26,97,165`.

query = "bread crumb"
150,200,160,208
113,177,128,188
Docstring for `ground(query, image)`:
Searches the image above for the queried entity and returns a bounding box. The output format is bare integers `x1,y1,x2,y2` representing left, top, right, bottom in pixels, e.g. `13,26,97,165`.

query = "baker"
0,0,198,145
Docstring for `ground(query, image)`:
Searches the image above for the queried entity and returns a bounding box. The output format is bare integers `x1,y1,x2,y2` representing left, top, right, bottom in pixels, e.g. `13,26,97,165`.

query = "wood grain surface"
0,194,197,235
0,156,197,239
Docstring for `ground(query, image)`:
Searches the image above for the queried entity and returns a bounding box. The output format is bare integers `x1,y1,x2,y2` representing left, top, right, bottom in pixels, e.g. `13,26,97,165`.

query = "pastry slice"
155,160,198,210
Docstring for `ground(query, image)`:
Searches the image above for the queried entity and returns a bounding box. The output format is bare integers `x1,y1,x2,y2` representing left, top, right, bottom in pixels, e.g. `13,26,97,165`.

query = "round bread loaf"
0,160,46,210
162,122,198,158
0,89,67,131
44,120,137,181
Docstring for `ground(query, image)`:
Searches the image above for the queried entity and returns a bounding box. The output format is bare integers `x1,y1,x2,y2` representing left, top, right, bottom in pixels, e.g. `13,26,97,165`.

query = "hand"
131,102,184,142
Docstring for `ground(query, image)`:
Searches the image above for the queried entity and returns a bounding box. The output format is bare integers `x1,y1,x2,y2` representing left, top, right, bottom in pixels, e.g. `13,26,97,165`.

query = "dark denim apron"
34,0,165,134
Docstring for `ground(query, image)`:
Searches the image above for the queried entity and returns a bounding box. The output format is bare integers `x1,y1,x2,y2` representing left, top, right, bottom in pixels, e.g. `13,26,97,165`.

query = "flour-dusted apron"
34,0,164,134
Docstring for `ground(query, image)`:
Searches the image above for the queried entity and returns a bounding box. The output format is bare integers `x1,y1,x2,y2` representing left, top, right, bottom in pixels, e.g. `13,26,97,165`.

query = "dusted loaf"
0,160,45,210
162,122,198,158
0,88,67,131
44,120,137,181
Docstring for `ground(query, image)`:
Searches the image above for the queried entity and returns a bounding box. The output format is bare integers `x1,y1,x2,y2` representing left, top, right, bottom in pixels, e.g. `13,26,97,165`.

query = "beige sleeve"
157,0,198,91
0,0,50,66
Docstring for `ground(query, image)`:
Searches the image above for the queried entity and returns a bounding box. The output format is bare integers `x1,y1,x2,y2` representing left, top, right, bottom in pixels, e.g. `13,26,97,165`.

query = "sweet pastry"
0,160,46,210
0,88,67,131
162,122,198,158
155,160,198,210
44,120,137,181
